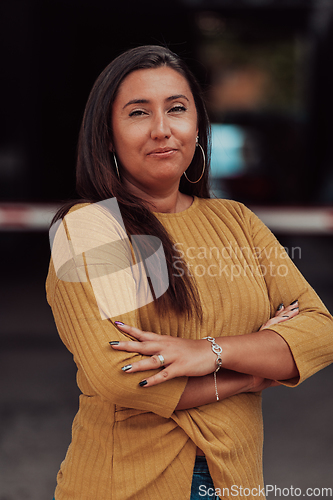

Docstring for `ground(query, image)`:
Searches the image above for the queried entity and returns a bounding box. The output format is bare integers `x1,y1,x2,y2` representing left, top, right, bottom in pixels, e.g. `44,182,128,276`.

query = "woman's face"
111,66,198,195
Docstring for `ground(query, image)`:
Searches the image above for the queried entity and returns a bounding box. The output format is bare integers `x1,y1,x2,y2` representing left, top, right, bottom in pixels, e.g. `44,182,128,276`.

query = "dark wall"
0,0,203,202
1,0,333,203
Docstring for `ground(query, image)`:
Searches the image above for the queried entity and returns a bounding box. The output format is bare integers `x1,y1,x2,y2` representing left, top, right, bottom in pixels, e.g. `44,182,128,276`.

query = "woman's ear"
109,143,114,153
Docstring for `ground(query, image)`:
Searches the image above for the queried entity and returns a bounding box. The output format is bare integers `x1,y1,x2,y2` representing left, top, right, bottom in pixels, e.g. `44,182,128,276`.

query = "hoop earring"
113,153,120,181
183,142,206,184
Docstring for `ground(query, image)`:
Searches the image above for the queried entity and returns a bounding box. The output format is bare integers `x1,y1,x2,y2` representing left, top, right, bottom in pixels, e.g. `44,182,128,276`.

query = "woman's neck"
123,179,193,214
150,191,193,214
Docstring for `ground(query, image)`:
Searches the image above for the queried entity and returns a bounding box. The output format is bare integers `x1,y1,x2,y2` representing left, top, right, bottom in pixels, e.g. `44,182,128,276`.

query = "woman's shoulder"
194,197,267,238
196,197,253,220
46,198,130,300
59,199,126,234
52,198,119,223
67,201,91,215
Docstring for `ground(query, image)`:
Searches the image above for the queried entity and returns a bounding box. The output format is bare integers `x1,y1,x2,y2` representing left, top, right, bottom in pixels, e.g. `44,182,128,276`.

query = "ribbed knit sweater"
46,196,333,500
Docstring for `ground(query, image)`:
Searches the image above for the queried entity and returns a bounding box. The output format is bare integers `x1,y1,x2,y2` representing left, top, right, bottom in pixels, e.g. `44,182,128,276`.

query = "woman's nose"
151,113,171,140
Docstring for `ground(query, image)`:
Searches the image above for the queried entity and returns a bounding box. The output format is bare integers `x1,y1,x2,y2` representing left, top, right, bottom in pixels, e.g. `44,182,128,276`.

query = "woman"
47,45,333,500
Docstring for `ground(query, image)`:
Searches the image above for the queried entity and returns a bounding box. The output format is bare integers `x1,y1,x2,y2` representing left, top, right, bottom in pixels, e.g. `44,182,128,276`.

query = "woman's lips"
147,148,177,158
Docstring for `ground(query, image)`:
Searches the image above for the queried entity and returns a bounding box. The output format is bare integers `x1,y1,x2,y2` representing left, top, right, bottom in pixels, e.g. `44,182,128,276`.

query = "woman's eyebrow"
123,94,190,109
166,94,190,103
123,99,148,109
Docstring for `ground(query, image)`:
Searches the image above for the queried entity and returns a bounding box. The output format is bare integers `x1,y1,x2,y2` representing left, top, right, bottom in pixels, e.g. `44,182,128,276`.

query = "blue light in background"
210,124,246,177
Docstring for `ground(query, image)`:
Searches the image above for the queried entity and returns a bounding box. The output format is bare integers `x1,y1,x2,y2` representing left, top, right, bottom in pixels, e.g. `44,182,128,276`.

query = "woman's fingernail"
114,321,125,326
282,315,289,318
122,364,132,372
290,300,298,305
109,341,119,345
291,307,299,311
277,303,284,311
139,380,147,387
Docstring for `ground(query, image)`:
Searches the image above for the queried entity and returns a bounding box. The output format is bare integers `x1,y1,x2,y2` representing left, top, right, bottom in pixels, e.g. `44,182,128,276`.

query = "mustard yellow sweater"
46,197,333,500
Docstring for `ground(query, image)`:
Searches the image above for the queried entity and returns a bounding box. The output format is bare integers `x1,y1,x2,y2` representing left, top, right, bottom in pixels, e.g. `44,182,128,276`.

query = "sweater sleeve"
46,201,187,418
242,204,333,386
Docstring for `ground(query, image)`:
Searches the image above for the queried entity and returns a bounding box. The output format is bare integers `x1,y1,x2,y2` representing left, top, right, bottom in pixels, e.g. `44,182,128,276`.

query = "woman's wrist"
214,331,298,381
176,369,257,411
202,336,223,400
217,369,253,395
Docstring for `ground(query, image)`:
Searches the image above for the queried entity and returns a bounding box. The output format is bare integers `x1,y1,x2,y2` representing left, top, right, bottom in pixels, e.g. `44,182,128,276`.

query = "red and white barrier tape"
0,203,333,234
0,203,59,231
252,206,333,235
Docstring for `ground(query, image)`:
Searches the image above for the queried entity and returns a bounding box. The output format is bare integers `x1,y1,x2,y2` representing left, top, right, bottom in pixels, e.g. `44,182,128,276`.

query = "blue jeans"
53,457,220,500
190,456,221,500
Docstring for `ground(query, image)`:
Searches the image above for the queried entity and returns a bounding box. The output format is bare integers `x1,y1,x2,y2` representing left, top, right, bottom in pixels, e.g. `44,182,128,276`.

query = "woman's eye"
169,105,187,113
129,110,146,117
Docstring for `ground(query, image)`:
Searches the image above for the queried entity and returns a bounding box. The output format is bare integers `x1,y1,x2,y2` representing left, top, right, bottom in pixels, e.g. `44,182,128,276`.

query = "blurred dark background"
1,1,333,499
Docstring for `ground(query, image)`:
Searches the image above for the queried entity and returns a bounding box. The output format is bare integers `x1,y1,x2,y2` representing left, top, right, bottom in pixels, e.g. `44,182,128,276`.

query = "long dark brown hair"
53,45,211,318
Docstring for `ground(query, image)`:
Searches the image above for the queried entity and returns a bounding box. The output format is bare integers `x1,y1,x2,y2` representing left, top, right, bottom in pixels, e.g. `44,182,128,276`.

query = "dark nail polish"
109,341,119,345
291,307,299,311
139,380,147,387
290,300,298,305
282,315,289,318
114,321,124,326
122,364,132,372
277,303,284,311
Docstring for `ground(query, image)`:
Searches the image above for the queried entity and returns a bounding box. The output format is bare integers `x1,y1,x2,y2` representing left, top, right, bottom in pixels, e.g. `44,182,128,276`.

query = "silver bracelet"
203,336,223,401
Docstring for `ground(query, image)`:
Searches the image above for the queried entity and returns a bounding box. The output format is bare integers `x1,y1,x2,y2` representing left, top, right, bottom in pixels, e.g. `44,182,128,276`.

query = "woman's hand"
110,300,299,387
110,324,216,387
259,301,299,331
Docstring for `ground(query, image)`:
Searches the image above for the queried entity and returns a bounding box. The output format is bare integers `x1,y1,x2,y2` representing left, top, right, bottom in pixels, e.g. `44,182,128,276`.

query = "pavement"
0,231,332,500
